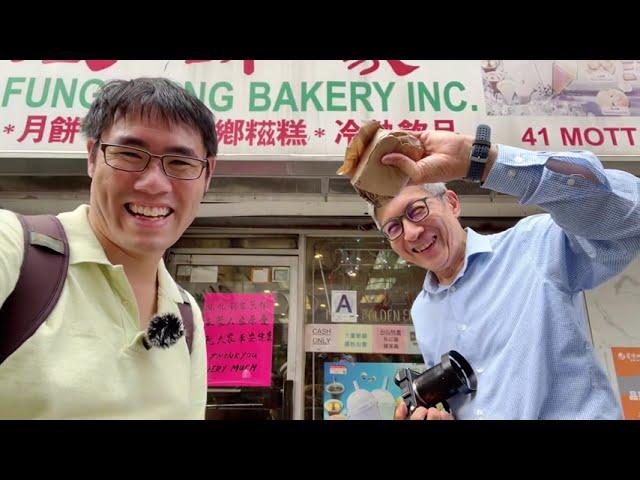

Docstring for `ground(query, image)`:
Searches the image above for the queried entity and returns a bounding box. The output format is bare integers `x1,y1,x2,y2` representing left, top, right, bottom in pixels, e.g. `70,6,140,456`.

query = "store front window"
304,236,425,420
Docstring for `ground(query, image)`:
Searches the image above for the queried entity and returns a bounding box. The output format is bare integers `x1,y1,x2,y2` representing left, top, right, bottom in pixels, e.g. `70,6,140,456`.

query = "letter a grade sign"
331,290,358,323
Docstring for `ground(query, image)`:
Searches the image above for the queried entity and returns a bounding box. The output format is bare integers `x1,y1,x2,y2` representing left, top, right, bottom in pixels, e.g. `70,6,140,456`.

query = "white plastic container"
372,376,396,420
347,380,381,420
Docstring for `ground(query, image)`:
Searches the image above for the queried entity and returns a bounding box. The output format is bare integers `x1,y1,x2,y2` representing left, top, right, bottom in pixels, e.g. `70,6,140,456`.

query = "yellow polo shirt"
0,205,206,419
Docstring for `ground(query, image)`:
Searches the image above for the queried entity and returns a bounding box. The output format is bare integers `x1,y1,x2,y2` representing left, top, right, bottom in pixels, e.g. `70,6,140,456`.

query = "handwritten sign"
204,293,274,387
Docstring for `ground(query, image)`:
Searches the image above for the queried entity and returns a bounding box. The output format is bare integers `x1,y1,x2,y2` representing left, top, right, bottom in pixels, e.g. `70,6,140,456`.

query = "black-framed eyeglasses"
99,141,208,180
381,197,432,241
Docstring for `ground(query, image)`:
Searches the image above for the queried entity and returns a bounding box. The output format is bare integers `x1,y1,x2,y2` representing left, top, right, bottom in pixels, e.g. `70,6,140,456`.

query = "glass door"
167,254,300,419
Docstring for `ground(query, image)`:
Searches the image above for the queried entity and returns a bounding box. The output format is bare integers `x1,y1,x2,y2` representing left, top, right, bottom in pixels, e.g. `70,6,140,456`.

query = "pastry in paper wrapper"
337,121,425,207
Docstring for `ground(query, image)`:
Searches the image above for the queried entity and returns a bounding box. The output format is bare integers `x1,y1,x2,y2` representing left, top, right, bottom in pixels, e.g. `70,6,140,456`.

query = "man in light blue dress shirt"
370,127,640,420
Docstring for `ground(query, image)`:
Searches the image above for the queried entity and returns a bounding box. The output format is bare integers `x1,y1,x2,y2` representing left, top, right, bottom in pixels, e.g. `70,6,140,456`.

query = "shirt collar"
422,227,493,294
57,204,183,305
57,204,112,266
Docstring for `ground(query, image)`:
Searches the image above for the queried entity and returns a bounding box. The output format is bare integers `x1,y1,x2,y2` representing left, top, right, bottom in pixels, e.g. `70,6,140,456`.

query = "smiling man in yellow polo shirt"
0,78,217,419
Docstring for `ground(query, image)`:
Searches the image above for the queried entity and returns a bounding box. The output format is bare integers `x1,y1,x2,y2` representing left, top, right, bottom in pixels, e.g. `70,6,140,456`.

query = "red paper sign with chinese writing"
204,293,274,387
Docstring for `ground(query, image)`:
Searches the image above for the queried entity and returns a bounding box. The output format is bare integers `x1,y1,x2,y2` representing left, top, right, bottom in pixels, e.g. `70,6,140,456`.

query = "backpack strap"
0,212,194,361
0,214,69,365
176,285,194,354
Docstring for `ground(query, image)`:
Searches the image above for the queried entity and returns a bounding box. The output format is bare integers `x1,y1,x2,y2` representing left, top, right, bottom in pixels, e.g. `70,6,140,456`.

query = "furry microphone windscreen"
144,313,185,349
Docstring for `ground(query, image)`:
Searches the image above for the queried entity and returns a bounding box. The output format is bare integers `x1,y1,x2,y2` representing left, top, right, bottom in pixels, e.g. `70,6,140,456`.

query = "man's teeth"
128,204,171,217
413,238,436,253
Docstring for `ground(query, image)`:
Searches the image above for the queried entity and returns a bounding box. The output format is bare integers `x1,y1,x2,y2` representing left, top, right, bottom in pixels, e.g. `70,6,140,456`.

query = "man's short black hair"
81,77,217,157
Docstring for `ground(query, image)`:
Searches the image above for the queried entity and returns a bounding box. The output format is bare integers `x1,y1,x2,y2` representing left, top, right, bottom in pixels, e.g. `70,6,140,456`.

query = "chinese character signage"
612,347,640,420
204,293,274,387
338,324,372,353
2,60,639,158
305,324,421,355
372,326,409,353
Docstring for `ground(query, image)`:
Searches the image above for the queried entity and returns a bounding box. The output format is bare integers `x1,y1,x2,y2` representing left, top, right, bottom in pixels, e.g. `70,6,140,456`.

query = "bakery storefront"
1,60,639,419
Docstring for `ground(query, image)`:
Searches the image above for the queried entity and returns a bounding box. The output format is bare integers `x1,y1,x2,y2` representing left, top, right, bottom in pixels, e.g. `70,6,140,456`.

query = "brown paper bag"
337,121,425,207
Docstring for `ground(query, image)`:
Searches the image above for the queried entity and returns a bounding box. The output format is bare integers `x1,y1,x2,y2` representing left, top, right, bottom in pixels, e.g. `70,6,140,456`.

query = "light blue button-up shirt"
411,145,640,419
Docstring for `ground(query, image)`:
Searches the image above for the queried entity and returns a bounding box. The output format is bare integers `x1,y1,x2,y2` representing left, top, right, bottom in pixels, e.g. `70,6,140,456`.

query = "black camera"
394,350,477,415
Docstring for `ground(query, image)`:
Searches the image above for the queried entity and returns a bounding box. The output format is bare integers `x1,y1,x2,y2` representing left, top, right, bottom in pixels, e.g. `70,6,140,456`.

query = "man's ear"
443,190,461,217
87,139,98,178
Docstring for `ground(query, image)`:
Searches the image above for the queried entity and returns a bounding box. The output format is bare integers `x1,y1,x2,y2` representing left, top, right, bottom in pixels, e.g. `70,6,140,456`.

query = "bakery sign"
0,59,639,159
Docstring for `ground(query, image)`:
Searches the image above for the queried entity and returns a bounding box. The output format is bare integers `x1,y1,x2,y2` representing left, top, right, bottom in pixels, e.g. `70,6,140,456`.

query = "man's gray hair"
367,183,448,229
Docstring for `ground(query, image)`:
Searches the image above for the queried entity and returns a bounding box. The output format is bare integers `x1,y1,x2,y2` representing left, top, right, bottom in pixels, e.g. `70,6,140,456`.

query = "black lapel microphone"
142,313,185,350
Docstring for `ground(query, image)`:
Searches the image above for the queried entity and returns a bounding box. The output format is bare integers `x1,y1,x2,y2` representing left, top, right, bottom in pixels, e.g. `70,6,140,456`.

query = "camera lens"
413,351,477,407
